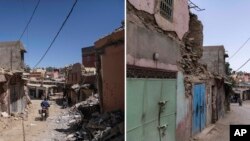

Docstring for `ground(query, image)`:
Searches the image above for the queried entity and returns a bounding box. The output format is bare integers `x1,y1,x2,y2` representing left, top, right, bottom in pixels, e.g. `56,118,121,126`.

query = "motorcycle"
39,108,49,121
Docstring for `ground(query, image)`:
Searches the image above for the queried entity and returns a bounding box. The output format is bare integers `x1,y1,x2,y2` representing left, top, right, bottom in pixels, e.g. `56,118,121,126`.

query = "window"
160,0,173,21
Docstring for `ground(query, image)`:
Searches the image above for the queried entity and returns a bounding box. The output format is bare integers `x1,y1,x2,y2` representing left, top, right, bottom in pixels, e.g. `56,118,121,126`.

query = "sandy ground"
196,100,250,141
0,93,70,141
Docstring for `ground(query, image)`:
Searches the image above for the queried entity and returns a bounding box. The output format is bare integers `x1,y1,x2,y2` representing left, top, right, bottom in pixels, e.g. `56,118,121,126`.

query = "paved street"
196,100,250,141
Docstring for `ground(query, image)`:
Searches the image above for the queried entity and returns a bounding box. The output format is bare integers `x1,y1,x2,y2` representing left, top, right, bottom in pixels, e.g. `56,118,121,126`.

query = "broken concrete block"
74,115,81,119
1,112,9,118
66,133,74,139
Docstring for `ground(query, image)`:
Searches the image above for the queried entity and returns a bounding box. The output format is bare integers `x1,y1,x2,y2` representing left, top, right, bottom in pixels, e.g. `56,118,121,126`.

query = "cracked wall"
128,0,189,39
127,1,206,141
127,2,182,71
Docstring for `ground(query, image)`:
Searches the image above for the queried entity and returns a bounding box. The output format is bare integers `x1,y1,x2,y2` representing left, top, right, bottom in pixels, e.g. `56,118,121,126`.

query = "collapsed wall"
181,13,211,96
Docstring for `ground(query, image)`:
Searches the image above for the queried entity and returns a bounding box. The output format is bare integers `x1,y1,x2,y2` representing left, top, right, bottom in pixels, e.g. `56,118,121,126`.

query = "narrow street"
0,93,69,141
196,100,250,141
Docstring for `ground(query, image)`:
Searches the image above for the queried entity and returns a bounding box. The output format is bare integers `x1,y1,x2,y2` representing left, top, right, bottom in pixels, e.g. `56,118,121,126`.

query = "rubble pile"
179,48,207,75
66,110,124,141
63,96,124,141
180,13,204,75
74,95,99,108
178,13,212,96
73,95,100,120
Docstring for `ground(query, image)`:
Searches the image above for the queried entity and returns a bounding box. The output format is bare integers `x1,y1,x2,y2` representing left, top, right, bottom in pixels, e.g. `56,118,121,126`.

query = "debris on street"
57,95,124,141
1,112,9,118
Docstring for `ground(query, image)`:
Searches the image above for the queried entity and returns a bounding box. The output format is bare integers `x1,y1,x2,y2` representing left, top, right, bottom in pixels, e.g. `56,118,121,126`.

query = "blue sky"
0,0,124,68
191,0,250,72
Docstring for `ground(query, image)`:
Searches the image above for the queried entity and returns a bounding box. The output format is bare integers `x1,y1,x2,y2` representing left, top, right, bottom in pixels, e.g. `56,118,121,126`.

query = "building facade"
95,28,124,113
127,1,189,140
200,46,228,125
126,1,222,141
65,63,96,105
0,41,27,114
82,46,96,68
0,41,26,71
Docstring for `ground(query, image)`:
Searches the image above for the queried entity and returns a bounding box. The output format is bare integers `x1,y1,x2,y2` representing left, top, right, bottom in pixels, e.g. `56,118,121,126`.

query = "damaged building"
82,46,96,68
95,27,124,113
0,41,27,114
63,27,124,141
65,63,96,105
127,0,228,141
199,46,229,123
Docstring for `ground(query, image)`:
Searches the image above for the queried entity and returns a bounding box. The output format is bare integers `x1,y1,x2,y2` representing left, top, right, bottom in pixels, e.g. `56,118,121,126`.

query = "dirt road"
0,93,69,141
196,100,250,141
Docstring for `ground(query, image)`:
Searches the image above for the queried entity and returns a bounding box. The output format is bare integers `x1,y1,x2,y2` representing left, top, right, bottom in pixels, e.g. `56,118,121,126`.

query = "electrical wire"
33,0,78,68
19,0,40,40
229,37,250,60
236,58,250,72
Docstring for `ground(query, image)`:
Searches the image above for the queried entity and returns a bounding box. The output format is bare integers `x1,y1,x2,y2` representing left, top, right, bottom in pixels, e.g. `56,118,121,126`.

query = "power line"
236,58,250,72
19,0,40,40
33,0,78,68
229,37,250,60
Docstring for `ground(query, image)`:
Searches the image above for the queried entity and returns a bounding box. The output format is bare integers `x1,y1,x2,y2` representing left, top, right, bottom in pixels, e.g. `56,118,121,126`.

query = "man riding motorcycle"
40,98,50,120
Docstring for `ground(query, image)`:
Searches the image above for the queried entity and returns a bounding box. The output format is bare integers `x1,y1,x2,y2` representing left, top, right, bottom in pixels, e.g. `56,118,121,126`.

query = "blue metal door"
192,84,206,135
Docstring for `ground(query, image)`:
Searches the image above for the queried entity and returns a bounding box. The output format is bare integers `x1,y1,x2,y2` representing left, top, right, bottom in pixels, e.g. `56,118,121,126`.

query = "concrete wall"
127,1,199,140
176,72,192,141
95,29,124,112
217,80,225,119
82,46,96,68
9,77,25,113
101,44,124,112
200,46,226,76
67,63,82,85
205,78,226,125
200,46,226,122
127,22,181,71
82,54,95,68
0,41,25,70
206,80,213,126
128,0,189,39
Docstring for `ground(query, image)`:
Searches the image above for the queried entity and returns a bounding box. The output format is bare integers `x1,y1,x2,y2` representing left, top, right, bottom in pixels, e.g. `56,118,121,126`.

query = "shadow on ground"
34,117,42,121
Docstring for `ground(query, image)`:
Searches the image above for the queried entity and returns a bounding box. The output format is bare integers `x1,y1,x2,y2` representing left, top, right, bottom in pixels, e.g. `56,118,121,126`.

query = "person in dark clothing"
41,98,50,117
41,98,50,109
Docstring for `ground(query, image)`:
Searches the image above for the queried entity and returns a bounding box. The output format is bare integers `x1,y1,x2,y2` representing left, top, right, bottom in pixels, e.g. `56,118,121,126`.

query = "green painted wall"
127,78,176,141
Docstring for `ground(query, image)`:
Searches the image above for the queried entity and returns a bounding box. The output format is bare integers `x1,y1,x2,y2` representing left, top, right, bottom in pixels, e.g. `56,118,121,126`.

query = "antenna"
188,0,205,11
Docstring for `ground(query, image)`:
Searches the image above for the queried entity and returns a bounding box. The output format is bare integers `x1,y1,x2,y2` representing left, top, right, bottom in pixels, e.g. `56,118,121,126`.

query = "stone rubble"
56,95,124,141
1,112,9,118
